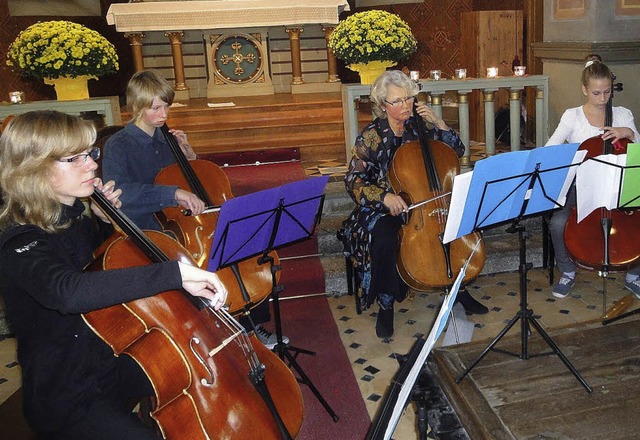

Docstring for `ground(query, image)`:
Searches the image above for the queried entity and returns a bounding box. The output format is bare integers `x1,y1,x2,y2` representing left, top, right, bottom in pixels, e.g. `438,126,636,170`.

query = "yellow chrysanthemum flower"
6,20,119,79
328,10,417,65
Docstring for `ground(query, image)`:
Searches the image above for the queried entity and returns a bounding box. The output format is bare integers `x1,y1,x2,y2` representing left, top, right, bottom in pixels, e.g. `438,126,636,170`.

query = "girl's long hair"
0,110,96,232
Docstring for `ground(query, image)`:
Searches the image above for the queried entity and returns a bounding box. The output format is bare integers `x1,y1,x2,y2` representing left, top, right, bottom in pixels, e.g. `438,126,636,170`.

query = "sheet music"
443,172,472,244
621,143,640,208
576,153,626,222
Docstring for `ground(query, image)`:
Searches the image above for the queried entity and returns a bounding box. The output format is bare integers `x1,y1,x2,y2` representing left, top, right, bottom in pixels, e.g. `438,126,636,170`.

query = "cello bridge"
428,208,449,217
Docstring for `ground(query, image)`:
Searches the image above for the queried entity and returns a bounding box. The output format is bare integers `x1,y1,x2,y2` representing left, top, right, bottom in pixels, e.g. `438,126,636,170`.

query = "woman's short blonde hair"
370,70,419,118
126,70,175,122
0,110,96,232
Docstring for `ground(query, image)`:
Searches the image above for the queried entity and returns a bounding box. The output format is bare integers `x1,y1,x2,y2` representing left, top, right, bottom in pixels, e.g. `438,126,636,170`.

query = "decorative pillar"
322,26,340,83
483,90,497,156
430,93,444,120
457,92,471,166
536,87,545,146
286,27,304,85
509,88,523,151
165,31,189,91
125,33,145,73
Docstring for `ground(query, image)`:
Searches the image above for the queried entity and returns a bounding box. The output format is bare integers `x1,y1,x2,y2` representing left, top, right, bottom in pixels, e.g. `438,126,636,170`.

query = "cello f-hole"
190,337,215,387
415,208,424,231
193,226,205,260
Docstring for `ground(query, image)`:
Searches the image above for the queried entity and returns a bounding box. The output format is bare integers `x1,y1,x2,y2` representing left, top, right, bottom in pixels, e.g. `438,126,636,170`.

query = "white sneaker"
624,279,640,299
254,325,289,350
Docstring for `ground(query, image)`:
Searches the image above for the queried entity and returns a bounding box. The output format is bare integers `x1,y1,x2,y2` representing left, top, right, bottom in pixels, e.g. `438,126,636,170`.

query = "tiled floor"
328,267,635,438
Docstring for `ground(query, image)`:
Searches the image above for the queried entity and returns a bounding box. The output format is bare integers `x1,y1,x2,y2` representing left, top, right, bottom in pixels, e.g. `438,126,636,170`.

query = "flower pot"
44,76,91,101
348,61,397,85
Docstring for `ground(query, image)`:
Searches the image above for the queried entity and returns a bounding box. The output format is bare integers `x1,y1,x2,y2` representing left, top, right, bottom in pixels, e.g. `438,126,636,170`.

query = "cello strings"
208,306,262,370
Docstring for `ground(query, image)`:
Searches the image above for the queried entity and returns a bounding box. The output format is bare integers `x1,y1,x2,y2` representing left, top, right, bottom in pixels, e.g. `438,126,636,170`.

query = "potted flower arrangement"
6,20,119,100
328,10,417,84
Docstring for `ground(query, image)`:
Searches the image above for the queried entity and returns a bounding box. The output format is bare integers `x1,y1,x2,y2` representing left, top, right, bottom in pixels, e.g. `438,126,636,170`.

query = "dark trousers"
369,215,408,309
47,356,161,440
549,184,577,274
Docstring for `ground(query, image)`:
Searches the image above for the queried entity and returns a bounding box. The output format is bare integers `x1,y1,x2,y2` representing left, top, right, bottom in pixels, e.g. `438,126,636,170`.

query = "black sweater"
0,201,182,432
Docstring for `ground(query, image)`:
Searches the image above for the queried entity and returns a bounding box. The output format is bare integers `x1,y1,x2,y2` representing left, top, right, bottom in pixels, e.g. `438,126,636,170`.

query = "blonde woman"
0,111,227,439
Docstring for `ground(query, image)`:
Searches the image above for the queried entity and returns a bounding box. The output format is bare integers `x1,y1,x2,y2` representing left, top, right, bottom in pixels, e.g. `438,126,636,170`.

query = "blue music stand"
450,144,592,393
208,176,339,422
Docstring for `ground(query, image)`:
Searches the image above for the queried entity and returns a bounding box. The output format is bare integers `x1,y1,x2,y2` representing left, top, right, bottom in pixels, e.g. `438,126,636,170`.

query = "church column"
536,87,545,146
457,91,471,166
165,31,189,92
125,33,145,72
483,89,497,156
286,27,304,85
509,88,523,150
322,26,340,83
430,93,444,120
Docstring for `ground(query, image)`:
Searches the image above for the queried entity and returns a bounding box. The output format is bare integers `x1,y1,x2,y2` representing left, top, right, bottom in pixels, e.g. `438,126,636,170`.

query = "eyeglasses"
56,147,100,166
384,96,416,107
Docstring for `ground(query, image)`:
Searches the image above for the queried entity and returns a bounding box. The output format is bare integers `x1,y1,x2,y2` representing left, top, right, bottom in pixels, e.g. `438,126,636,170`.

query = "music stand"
367,244,478,440
445,144,592,393
208,176,339,422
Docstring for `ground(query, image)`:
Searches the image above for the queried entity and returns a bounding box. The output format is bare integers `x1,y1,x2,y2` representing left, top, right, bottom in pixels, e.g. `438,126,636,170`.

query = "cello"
154,124,278,315
84,188,304,439
563,79,640,274
389,105,485,291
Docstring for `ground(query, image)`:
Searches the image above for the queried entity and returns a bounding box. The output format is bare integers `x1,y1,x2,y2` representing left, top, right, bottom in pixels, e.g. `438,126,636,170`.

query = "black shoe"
456,289,488,315
376,306,394,338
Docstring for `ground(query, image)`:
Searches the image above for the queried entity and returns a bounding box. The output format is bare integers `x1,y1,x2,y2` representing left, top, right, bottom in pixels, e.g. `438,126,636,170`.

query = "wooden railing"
341,75,549,165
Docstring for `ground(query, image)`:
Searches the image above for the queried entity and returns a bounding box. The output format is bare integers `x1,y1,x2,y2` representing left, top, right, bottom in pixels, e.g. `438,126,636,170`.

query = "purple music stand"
208,176,339,422
208,176,329,271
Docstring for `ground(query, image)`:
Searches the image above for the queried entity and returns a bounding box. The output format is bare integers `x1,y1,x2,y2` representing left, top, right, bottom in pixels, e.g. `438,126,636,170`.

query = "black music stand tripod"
454,163,592,393
208,177,339,422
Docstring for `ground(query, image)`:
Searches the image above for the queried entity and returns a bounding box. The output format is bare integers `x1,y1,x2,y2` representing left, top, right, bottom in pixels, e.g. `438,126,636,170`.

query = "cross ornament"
220,41,255,76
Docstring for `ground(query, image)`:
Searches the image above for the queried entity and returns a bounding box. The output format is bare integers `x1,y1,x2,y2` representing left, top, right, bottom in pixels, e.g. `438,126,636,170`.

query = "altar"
106,0,350,98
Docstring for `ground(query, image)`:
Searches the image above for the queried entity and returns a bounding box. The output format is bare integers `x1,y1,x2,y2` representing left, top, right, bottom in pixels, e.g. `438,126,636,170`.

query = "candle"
9,91,24,104
486,67,498,78
429,70,441,81
455,68,467,79
410,70,420,81
513,66,526,77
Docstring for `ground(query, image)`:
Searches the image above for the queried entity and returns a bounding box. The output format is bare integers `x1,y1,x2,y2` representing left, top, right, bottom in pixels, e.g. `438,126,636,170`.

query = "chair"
93,125,124,178
337,228,362,314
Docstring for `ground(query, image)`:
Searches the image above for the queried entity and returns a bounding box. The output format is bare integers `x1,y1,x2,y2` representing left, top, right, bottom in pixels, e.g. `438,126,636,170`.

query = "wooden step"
172,108,344,131
121,92,352,164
